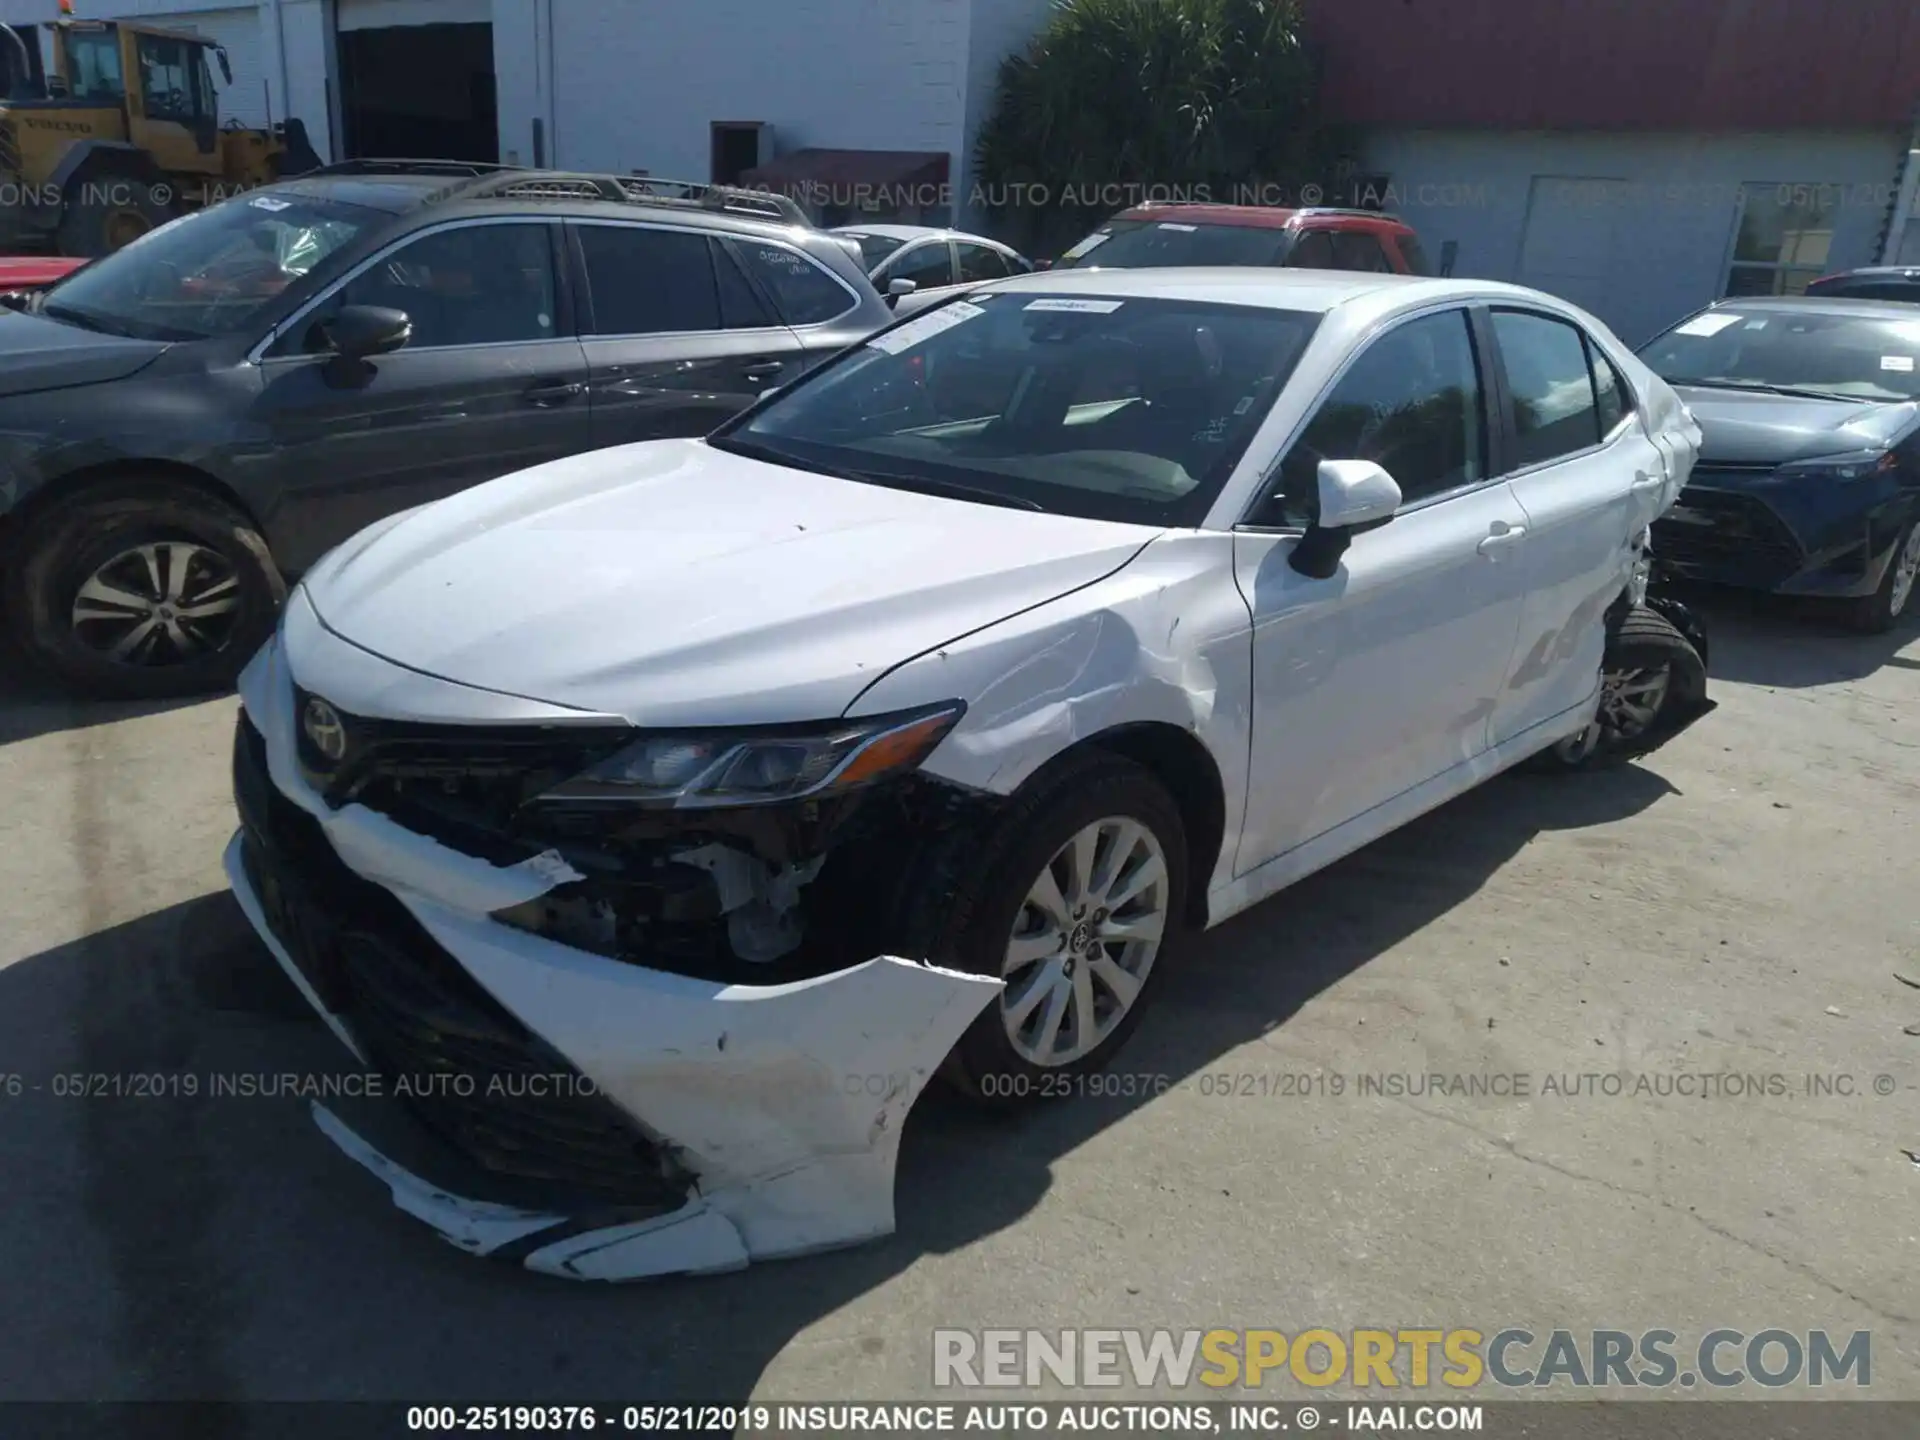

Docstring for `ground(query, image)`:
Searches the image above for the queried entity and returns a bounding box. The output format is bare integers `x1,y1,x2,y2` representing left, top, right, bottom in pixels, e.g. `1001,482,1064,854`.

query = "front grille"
292,687,633,855
234,714,691,1207
1654,487,1804,584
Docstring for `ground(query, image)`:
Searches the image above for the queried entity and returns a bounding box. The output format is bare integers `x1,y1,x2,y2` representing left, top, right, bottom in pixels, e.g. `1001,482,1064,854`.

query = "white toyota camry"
227,268,1709,1281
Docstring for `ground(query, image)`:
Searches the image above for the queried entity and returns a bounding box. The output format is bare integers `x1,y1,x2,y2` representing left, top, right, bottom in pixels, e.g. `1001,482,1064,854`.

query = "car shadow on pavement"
0,764,1675,1404
1668,584,1920,688
0,653,215,746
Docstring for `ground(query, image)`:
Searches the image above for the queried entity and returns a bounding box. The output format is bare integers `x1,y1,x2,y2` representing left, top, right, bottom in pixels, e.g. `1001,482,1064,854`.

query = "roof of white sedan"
961,267,1541,315
831,222,1002,245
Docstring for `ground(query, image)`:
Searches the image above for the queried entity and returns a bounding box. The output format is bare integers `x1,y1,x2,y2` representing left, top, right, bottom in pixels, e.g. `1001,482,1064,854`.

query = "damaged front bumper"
224,627,999,1282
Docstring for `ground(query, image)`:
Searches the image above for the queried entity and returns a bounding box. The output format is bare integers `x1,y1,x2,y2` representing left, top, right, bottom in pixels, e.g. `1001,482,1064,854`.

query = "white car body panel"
229,636,1000,1280
300,437,1155,727
226,268,1704,1278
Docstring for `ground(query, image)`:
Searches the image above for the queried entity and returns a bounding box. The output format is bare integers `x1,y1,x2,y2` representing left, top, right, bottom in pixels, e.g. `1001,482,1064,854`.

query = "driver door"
250,219,593,573
1231,306,1532,873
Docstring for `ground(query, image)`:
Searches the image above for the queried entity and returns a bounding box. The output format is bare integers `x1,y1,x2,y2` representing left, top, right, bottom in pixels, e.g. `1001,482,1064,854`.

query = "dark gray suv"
0,161,892,699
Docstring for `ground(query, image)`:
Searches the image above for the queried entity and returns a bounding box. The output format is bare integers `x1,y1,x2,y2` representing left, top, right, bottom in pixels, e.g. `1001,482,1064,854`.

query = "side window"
1287,231,1337,269
1588,342,1632,435
319,224,558,351
734,241,857,326
882,241,955,290
956,242,1011,282
136,35,207,122
712,240,778,329
1331,232,1394,272
578,225,719,335
1258,309,1485,525
1491,310,1602,467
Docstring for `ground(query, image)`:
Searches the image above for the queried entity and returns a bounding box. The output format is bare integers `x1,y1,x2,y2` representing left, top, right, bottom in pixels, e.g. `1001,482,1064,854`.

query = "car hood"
1673,386,1916,465
0,309,167,399
300,438,1158,727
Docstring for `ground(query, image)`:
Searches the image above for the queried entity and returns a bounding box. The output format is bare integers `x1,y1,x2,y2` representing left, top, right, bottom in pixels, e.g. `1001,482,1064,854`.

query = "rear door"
569,221,808,449
252,218,591,573
1484,307,1666,746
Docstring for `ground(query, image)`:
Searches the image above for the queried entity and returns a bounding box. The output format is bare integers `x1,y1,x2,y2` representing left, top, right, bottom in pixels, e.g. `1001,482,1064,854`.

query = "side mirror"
0,290,32,312
313,304,411,360
885,277,917,308
1032,258,1053,271
1287,459,1402,579
215,46,234,85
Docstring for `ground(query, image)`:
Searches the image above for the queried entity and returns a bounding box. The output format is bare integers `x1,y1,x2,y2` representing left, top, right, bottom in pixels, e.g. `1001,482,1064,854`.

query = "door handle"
1477,523,1527,556
742,362,785,386
525,380,585,407
1630,470,1663,491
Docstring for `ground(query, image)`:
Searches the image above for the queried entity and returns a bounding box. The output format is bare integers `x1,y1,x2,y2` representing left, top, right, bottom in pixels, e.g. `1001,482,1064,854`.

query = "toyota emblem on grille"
302,697,349,764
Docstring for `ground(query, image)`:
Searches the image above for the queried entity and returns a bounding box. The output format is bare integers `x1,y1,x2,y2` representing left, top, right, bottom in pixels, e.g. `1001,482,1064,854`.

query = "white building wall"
1361,129,1906,345
954,0,1049,228
0,0,335,158
494,0,977,200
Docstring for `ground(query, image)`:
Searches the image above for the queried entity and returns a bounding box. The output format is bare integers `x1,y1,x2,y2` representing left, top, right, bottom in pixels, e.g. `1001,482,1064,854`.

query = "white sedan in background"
225,269,1707,1282
832,222,1033,306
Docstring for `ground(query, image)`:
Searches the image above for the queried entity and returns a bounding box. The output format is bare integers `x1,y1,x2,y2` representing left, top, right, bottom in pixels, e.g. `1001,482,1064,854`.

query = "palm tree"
973,0,1337,253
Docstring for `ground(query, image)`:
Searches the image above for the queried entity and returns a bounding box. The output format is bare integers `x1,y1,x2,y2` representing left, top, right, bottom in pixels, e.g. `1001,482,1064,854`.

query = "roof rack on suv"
298,158,515,178
461,170,813,227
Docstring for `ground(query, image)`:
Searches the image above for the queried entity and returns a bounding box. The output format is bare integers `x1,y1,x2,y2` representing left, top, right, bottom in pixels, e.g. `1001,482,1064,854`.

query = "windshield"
39,194,381,342
1051,219,1293,270
840,232,909,271
711,292,1319,526
1640,308,1920,402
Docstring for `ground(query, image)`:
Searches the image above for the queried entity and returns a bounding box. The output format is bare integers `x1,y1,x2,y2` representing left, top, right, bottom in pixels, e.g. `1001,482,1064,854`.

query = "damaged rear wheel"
907,752,1187,1106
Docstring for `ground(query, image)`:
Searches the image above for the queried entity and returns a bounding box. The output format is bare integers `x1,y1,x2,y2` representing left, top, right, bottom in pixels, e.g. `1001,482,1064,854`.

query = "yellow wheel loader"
0,14,321,257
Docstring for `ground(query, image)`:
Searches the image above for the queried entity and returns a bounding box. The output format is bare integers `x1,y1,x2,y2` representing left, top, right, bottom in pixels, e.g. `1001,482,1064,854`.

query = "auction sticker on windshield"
1060,233,1111,260
250,196,292,212
868,301,985,354
1025,298,1124,313
1673,312,1743,337
1157,222,1198,232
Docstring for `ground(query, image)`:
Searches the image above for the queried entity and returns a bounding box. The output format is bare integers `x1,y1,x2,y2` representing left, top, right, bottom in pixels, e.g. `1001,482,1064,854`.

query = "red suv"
1049,204,1430,275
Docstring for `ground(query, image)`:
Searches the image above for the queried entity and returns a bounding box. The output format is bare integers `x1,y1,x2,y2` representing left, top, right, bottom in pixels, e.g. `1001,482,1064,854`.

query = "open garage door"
336,6,496,164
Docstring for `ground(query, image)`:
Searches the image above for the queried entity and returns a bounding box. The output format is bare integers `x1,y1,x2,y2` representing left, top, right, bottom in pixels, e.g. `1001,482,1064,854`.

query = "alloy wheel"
1000,816,1169,1066
69,541,243,666
1890,524,1920,618
1553,663,1671,763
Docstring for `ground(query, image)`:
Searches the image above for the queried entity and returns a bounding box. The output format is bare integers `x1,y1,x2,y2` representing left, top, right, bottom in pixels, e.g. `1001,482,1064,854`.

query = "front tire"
1536,606,1706,771
1847,519,1920,634
5,481,286,700
901,752,1188,1107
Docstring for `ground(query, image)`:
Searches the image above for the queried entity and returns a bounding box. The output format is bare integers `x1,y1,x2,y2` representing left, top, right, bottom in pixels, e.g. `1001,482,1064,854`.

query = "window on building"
732,240,856,326
578,225,721,335
1492,310,1602,467
1725,183,1836,297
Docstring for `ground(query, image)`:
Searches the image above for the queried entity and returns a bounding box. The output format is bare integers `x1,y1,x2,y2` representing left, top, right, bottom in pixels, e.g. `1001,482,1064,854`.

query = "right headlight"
1772,449,1896,483
533,701,966,810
